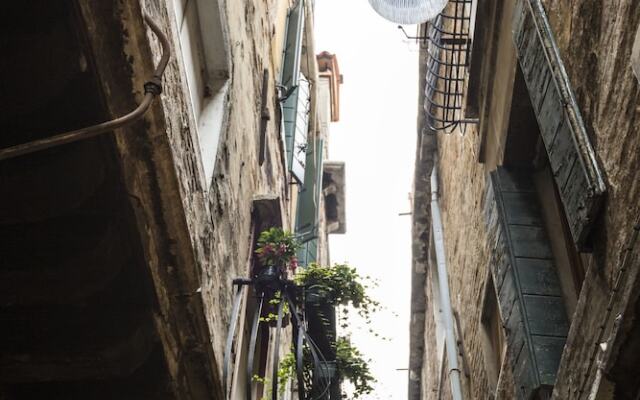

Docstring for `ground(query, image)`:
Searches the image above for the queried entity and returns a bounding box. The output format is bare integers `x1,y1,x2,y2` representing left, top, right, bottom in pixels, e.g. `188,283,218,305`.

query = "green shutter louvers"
282,78,311,183
512,0,606,249
486,168,569,399
280,0,309,183
280,0,305,94
297,238,318,267
296,136,324,244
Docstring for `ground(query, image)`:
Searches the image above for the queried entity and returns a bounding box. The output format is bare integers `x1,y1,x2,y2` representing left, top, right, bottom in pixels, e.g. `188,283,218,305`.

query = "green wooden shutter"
280,0,309,182
295,136,324,243
282,78,310,183
280,0,305,92
298,238,318,267
485,167,569,399
512,0,605,249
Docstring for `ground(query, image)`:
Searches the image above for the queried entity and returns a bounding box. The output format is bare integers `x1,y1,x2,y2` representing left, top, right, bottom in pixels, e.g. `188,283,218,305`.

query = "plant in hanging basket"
294,263,379,321
334,337,375,398
255,227,300,271
254,227,300,288
276,337,375,399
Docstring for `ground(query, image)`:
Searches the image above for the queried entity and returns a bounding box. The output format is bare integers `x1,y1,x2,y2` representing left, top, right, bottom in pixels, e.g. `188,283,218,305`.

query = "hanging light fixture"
368,0,448,24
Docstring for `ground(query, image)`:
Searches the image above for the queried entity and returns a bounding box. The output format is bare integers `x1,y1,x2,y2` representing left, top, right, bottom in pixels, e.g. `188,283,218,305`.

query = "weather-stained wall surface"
0,0,320,399
114,1,305,396
411,0,640,399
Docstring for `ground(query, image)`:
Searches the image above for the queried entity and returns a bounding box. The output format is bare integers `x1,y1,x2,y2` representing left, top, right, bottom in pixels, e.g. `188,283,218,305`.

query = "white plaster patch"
632,23,640,82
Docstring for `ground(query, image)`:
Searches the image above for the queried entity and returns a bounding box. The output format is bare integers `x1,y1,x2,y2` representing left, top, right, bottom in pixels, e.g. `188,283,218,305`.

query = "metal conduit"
430,157,464,400
0,13,170,161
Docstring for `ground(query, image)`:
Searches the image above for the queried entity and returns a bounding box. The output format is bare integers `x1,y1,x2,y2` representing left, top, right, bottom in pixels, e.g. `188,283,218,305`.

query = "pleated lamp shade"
368,0,448,24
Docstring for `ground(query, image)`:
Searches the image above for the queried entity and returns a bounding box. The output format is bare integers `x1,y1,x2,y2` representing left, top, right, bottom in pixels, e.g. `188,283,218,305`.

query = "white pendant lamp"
368,0,448,24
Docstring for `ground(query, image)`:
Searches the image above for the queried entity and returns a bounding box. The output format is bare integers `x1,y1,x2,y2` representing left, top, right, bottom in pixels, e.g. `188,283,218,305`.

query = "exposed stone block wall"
414,1,640,399
536,1,640,397
162,0,291,369
412,0,640,399
434,129,497,399
92,0,310,395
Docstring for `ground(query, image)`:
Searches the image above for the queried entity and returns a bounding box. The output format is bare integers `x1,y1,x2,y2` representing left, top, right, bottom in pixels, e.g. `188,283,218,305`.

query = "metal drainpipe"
430,155,464,400
0,13,170,161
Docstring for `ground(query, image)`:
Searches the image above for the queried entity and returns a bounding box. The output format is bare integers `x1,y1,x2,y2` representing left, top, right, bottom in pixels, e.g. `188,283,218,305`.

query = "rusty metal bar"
0,13,170,161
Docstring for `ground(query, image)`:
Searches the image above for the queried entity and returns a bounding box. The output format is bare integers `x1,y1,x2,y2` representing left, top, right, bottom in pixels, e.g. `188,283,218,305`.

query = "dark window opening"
503,64,585,318
480,274,505,396
325,194,338,221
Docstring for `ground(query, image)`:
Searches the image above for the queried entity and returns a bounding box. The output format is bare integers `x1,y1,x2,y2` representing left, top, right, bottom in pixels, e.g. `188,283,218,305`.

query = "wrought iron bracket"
222,275,334,400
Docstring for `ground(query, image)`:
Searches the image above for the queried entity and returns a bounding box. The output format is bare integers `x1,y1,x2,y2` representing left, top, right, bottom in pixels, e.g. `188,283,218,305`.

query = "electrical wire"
0,13,170,161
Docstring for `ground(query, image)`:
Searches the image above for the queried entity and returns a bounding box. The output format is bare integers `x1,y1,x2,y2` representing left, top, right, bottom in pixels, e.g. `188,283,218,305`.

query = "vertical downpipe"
430,157,464,400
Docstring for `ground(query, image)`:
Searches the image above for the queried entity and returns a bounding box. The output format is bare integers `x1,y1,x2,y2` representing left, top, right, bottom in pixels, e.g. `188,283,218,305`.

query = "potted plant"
333,337,375,398
294,263,379,322
277,337,375,399
254,227,299,290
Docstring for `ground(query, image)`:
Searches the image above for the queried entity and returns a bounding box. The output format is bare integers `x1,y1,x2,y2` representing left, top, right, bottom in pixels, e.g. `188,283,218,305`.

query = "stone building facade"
409,0,640,399
0,1,343,399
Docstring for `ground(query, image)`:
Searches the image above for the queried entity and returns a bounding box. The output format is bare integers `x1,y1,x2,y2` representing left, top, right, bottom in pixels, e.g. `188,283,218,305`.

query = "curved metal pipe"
430,157,464,400
286,296,332,400
223,285,246,399
295,324,305,399
271,294,286,399
0,13,170,161
246,295,265,400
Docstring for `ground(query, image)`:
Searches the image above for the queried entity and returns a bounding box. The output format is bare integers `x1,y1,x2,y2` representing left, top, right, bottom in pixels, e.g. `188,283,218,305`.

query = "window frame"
480,272,506,396
280,0,311,184
173,0,231,189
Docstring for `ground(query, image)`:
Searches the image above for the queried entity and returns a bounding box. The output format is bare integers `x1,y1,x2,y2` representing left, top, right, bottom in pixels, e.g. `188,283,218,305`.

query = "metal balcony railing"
424,0,475,134
223,276,335,400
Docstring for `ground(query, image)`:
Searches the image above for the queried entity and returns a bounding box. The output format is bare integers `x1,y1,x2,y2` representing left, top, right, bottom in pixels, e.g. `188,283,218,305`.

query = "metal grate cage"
424,0,475,134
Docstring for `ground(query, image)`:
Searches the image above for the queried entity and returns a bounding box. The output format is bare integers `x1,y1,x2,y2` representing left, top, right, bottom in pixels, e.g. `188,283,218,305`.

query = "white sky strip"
367,0,448,24
316,1,418,397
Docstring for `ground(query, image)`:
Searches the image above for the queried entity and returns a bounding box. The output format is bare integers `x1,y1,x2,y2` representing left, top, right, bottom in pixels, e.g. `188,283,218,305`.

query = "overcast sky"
315,1,419,398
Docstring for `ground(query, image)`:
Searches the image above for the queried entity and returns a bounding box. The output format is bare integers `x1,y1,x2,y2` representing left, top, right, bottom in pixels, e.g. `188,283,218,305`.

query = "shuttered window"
298,238,318,267
280,0,309,183
485,167,569,399
282,78,310,183
296,136,324,238
512,0,605,249
280,0,305,93
295,136,324,265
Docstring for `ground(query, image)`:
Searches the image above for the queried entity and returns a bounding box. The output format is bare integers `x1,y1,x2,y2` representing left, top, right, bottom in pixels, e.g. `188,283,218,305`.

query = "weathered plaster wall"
152,0,310,390
84,0,314,396
167,0,292,369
